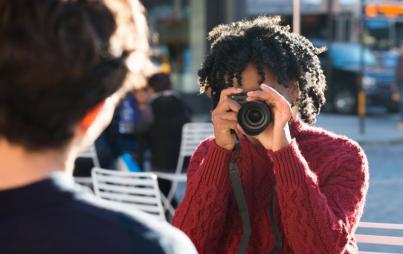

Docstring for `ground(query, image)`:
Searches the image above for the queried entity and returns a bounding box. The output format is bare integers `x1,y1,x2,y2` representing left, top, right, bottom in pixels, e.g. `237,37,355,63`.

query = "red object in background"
366,4,403,18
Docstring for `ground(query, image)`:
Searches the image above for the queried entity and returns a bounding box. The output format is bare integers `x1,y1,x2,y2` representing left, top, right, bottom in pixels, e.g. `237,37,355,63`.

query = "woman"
172,16,369,254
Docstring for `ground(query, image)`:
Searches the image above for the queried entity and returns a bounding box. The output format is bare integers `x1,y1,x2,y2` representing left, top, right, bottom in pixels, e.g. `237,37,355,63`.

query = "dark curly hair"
0,0,143,150
198,16,326,124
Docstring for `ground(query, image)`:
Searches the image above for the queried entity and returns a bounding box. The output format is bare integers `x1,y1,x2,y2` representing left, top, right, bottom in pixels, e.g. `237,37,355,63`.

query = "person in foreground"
172,16,369,254
0,1,196,253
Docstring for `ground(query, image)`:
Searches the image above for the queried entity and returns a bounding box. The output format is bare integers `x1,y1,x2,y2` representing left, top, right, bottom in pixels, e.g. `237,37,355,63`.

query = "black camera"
230,92,273,136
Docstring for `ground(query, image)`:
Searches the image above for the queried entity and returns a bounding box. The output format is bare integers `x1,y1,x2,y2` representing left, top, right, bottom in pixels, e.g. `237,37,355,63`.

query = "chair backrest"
92,168,166,221
74,177,93,190
77,144,100,168
179,122,214,158
357,221,403,253
155,122,213,219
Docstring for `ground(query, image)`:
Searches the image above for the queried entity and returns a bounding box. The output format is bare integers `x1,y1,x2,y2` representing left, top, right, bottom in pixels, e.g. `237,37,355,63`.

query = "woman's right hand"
211,87,243,151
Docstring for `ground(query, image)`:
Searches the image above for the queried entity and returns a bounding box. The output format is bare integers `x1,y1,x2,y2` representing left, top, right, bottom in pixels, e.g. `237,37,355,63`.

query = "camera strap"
229,135,282,254
229,137,251,254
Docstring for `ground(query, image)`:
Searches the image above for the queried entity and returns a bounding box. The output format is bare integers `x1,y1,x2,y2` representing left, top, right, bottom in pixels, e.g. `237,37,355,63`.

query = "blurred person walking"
172,16,369,254
396,43,403,129
136,73,191,208
75,91,143,173
96,87,153,170
0,1,197,254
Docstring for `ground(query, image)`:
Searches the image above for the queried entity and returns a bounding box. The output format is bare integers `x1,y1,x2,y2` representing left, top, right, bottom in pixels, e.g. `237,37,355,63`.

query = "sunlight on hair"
80,93,120,150
104,0,151,95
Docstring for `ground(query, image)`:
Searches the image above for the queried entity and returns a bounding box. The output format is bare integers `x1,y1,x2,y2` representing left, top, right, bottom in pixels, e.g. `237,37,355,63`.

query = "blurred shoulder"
69,190,197,254
295,120,367,163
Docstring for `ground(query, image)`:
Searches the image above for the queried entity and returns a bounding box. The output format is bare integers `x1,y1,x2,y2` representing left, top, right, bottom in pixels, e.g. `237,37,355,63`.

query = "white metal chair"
77,144,100,167
74,177,94,189
74,144,100,189
357,221,403,253
154,122,214,216
91,168,166,221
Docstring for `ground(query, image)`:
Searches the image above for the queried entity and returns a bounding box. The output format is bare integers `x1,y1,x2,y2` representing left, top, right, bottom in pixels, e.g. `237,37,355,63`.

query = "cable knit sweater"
172,119,369,254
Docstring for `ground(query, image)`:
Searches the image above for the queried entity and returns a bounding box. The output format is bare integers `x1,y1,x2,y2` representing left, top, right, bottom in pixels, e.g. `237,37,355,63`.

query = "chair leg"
166,181,179,206
160,192,175,221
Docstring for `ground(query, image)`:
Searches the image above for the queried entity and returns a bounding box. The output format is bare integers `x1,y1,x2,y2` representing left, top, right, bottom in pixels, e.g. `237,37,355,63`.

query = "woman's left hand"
242,83,293,151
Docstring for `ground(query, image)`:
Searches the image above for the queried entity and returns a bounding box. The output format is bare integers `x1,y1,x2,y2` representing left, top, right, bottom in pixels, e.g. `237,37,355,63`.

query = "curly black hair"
198,16,326,124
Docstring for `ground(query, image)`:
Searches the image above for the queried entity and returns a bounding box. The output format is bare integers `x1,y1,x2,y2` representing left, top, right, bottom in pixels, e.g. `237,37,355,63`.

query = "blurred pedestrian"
173,16,369,254
396,43,403,129
137,73,191,208
75,91,143,173
96,87,153,170
0,1,196,254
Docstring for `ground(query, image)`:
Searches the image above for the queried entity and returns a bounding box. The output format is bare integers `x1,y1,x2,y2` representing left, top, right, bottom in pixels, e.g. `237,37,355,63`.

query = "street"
362,143,403,224
358,143,403,253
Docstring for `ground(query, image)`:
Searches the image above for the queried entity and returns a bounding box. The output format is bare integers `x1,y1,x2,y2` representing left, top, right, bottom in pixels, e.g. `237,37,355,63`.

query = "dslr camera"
230,92,273,136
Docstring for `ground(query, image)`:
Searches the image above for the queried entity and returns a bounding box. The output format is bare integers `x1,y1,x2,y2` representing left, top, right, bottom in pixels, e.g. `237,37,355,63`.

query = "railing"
357,222,403,253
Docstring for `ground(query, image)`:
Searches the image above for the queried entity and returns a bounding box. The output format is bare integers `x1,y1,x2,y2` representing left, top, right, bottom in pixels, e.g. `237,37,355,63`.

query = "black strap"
228,136,282,254
229,138,251,254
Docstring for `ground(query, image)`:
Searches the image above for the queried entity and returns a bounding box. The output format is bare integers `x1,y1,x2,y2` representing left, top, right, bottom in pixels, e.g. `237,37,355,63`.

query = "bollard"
358,90,366,134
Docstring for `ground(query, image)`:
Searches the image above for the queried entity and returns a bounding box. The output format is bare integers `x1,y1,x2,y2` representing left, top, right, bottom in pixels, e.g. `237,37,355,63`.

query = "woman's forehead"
238,64,280,89
222,63,289,92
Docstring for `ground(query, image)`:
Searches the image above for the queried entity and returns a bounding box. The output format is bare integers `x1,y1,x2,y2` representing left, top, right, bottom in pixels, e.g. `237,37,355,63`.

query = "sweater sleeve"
172,138,232,254
267,138,369,254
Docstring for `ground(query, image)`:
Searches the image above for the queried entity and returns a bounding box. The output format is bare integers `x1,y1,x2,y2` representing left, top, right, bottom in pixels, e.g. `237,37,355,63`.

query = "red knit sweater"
172,119,369,254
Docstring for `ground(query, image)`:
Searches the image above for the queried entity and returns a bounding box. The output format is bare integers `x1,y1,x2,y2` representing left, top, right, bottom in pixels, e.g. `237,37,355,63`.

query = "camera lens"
248,110,262,124
237,101,272,136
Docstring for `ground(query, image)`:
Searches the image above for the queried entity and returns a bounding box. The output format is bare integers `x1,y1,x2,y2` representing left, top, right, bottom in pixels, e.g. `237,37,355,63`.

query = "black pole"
326,0,333,103
359,0,366,134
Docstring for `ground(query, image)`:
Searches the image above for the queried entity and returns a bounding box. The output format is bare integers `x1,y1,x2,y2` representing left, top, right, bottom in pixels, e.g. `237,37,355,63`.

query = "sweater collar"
289,118,304,137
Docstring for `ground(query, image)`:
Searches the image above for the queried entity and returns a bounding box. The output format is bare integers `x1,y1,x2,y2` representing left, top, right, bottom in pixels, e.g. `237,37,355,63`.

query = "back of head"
147,72,172,93
0,0,134,151
198,16,327,124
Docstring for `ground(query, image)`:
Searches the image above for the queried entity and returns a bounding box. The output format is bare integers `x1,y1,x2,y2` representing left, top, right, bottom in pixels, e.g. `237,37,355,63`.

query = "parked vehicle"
314,42,399,114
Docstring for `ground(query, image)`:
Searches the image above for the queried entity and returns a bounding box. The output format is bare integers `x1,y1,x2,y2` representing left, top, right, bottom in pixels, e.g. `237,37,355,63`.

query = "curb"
356,139,403,146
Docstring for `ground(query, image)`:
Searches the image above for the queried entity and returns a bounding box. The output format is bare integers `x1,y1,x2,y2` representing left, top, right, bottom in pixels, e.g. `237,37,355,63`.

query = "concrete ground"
315,113,403,145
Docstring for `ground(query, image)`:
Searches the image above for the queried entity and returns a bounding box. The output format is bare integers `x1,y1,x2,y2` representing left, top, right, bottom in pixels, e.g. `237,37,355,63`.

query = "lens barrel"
237,101,272,136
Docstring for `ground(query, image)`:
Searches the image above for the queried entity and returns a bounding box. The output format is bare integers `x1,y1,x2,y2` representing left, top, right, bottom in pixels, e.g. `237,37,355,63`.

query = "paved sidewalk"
315,113,403,145
192,112,403,145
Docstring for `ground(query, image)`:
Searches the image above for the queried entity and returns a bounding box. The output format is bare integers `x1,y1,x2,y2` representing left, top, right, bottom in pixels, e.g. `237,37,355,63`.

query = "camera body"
230,92,273,136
